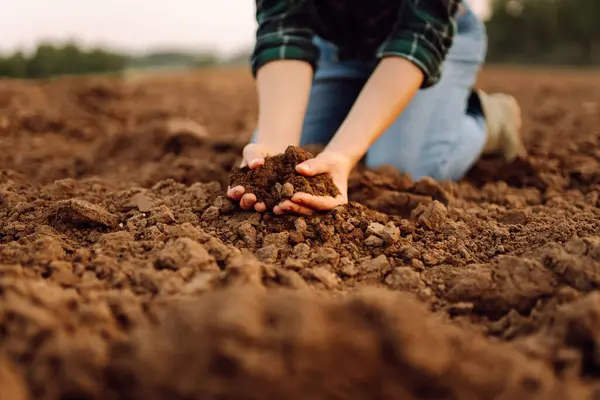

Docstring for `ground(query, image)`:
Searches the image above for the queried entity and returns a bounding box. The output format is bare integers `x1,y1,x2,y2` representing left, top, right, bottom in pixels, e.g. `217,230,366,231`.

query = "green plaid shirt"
252,0,461,88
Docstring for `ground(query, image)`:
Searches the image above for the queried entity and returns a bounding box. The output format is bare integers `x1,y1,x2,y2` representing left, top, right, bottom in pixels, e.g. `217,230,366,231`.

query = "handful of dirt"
229,146,340,208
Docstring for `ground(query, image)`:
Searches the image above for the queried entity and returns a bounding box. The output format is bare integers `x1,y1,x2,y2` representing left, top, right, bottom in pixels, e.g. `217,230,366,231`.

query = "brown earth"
0,66,600,399
229,145,340,208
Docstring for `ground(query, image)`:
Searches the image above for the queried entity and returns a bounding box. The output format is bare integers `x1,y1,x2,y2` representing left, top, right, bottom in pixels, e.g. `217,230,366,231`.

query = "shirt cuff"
251,35,319,77
376,34,447,89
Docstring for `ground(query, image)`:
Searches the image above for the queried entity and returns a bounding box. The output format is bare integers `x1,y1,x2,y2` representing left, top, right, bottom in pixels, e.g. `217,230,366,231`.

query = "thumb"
296,157,330,176
243,145,268,169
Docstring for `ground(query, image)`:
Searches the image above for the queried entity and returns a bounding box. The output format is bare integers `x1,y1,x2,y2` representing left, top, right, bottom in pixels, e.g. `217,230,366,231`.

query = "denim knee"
413,159,459,182
365,150,468,182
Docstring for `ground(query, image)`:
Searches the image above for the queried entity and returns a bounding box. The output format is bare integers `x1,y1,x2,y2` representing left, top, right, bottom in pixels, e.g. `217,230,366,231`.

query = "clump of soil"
228,146,340,208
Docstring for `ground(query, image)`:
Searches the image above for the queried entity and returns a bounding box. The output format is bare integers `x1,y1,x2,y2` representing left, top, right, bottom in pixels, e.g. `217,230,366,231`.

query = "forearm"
324,57,424,166
255,60,313,153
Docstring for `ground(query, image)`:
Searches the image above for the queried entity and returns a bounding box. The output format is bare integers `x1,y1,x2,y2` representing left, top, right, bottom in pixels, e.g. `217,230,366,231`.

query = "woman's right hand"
227,143,273,212
228,60,314,212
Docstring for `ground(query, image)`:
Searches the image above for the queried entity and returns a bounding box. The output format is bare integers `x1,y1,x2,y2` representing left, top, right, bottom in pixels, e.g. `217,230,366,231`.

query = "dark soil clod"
229,146,340,208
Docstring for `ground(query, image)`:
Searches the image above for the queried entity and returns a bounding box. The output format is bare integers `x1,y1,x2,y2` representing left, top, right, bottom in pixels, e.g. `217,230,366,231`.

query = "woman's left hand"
273,151,351,216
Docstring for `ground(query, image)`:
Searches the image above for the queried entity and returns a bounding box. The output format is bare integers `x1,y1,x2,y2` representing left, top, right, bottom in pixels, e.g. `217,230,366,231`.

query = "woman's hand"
274,151,351,216
228,60,314,213
227,143,275,212
272,57,423,217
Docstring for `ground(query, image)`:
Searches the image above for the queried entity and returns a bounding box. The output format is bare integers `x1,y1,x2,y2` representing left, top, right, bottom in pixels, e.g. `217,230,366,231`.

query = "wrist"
322,138,365,170
317,149,354,175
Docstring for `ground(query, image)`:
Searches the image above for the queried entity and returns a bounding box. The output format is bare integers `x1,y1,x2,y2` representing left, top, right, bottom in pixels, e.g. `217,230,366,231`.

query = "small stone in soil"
365,235,384,247
281,182,294,199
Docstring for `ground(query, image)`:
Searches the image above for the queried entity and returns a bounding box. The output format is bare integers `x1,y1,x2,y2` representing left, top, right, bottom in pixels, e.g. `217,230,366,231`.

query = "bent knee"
364,154,423,181
414,159,470,182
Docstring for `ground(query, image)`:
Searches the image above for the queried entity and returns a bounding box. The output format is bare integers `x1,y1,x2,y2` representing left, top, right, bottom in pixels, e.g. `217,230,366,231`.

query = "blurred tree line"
0,42,126,78
486,0,600,65
125,50,220,69
0,42,226,79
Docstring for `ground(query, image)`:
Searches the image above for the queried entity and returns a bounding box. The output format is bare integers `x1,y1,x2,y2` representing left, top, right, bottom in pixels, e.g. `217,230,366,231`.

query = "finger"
227,185,245,200
240,157,263,169
240,193,257,210
273,205,286,215
243,145,267,169
248,158,265,169
295,158,330,177
278,200,314,216
254,202,267,213
292,193,345,211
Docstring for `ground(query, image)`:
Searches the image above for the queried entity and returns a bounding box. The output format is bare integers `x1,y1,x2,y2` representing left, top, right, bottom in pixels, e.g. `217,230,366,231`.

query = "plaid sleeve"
251,0,318,77
376,0,460,88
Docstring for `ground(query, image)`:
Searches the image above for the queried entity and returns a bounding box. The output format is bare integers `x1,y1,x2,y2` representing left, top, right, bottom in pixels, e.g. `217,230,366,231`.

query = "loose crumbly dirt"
229,145,340,208
0,67,600,399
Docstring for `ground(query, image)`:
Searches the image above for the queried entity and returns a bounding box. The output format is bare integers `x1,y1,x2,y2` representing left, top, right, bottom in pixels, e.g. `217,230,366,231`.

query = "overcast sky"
0,0,490,55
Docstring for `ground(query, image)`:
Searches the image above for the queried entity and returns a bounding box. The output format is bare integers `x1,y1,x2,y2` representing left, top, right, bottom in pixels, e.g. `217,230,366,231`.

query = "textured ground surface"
1,67,600,399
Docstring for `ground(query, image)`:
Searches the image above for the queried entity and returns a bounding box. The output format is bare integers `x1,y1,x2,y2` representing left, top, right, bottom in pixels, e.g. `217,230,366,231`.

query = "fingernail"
250,159,261,166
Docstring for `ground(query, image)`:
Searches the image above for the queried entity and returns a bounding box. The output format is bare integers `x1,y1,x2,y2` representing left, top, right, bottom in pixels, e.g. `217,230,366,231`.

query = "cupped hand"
227,143,272,212
274,151,351,216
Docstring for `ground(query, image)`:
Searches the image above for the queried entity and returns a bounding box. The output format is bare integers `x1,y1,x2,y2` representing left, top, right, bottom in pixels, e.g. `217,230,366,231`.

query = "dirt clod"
229,146,340,207
263,232,290,249
366,221,400,245
413,200,448,230
156,238,217,272
360,254,391,273
49,198,120,228
308,267,340,289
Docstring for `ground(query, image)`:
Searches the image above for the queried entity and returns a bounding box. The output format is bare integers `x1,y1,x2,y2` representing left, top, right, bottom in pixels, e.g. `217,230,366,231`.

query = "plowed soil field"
1,66,600,400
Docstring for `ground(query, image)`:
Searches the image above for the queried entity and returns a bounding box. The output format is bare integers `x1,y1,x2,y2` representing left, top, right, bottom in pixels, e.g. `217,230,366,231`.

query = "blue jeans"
254,6,488,182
